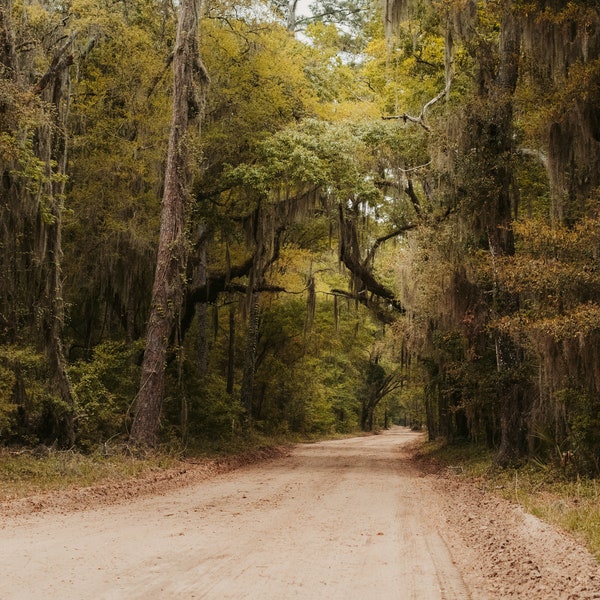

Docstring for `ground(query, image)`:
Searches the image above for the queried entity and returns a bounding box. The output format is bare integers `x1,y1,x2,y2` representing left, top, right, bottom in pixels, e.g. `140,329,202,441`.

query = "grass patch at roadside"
0,446,180,502
417,439,600,561
0,428,362,503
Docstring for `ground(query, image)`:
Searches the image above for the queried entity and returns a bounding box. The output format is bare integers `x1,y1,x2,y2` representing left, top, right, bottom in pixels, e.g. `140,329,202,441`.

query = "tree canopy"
1,0,599,472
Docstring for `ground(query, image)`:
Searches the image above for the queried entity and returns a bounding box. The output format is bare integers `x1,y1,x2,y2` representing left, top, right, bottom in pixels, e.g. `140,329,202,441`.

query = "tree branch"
364,223,417,266
331,288,401,324
404,179,422,217
337,203,405,323
382,78,452,132
33,32,77,95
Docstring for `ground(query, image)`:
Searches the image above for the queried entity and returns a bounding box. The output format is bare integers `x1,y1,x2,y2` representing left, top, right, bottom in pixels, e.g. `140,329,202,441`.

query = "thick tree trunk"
361,401,375,432
494,334,527,465
130,0,207,447
446,4,525,454
442,2,524,461
484,7,523,466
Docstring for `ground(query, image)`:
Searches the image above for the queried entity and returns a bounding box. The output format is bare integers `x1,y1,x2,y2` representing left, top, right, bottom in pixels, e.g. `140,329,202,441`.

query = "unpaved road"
0,428,599,599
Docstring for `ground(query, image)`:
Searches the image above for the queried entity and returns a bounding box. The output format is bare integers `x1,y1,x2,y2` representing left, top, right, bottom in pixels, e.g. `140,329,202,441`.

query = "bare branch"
382,78,452,132
382,112,431,132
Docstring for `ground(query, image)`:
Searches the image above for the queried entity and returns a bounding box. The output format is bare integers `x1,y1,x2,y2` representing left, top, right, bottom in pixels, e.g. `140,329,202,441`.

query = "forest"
0,0,599,473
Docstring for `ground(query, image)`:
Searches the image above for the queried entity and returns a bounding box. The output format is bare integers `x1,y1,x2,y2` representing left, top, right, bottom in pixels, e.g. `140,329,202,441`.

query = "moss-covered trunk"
130,0,207,447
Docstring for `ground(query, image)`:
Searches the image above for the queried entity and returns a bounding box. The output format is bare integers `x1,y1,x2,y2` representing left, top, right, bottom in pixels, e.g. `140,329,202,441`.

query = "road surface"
1,428,599,599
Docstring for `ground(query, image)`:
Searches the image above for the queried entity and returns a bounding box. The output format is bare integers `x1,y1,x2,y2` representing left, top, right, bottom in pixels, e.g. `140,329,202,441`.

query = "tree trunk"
226,302,236,395
425,386,436,440
360,400,369,431
43,189,76,446
0,1,16,72
494,334,527,465
130,0,207,447
194,230,209,376
240,290,260,418
491,9,524,466
465,6,524,465
36,36,76,447
287,0,299,32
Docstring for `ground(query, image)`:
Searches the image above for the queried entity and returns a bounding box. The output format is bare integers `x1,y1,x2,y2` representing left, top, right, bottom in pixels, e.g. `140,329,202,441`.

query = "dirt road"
0,428,598,599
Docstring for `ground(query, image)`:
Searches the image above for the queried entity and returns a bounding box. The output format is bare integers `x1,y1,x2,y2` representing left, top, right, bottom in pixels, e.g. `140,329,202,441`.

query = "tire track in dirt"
1,428,598,599
0,429,468,599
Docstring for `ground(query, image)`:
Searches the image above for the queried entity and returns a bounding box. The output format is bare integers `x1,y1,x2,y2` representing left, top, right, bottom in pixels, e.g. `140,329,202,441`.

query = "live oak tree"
1,0,599,463
387,0,600,470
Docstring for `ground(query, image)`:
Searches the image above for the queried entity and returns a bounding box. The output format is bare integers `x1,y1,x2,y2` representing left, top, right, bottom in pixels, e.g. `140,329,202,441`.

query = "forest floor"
0,428,598,599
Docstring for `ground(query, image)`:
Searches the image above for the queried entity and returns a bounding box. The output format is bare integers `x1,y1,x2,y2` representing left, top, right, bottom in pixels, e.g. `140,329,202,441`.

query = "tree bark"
240,290,260,418
226,302,236,395
35,32,77,447
130,0,208,447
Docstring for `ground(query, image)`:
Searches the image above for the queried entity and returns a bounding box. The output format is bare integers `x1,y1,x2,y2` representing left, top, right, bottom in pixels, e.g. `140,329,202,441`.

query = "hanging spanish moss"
305,270,316,334
520,2,600,217
333,294,339,332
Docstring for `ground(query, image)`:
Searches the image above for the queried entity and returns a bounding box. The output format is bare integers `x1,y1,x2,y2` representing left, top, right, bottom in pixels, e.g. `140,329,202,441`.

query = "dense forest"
0,0,599,472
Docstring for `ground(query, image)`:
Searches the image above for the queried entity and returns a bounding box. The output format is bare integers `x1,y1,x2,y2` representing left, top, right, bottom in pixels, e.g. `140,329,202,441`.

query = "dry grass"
0,430,296,503
418,440,600,561
512,472,600,561
0,446,178,502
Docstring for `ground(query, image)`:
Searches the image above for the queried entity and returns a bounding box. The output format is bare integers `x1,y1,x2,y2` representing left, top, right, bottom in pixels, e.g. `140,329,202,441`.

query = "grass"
418,440,600,561
0,428,350,503
0,446,179,502
518,474,600,561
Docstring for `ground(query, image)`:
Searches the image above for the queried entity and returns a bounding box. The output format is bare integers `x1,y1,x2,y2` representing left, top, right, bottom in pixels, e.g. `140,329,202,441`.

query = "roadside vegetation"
1,0,600,509
0,427,369,502
417,440,600,561
0,446,178,502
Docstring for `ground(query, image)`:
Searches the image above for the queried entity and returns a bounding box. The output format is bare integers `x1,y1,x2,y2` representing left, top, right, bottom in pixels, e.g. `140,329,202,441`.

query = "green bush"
558,387,600,475
0,345,48,445
69,341,142,448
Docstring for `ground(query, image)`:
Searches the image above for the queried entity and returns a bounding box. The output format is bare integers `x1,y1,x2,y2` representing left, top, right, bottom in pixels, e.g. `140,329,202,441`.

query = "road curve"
0,428,471,599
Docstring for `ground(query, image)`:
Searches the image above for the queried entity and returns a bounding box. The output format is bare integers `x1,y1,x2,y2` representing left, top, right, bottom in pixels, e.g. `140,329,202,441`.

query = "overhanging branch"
382,78,452,132
331,288,401,325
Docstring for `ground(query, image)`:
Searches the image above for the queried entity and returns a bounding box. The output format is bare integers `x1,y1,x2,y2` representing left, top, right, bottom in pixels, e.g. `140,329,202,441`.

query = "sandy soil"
0,428,598,599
